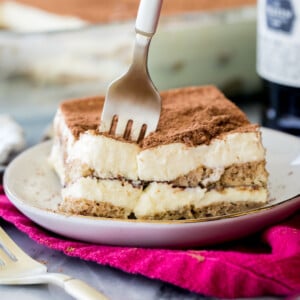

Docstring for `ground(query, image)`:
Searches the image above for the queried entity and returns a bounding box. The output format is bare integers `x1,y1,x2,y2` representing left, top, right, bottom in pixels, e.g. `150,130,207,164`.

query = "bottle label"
257,0,300,87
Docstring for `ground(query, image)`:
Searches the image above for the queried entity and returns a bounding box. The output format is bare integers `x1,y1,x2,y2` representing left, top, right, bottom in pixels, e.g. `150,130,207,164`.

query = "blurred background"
0,0,262,146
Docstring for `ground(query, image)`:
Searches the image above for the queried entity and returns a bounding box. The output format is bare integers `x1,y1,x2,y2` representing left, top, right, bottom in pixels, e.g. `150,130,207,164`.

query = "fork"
100,0,163,142
0,227,108,300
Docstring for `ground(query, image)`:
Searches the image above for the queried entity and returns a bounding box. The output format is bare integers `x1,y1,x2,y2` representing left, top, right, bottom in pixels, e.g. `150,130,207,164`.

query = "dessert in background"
0,0,259,97
49,86,268,220
0,0,256,30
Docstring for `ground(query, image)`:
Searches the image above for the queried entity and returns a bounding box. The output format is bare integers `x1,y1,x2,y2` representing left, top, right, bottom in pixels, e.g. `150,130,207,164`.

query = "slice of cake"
49,86,268,220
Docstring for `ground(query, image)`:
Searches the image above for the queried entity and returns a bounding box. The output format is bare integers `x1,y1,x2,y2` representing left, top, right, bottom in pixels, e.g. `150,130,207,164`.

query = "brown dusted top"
59,86,256,149
0,0,256,23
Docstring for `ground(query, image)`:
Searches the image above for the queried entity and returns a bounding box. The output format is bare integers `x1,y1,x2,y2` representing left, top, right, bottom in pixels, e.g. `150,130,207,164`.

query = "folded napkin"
1,185,300,298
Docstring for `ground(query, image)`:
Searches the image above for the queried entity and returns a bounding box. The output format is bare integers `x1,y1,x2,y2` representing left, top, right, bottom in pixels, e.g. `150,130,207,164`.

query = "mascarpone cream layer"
62,177,142,211
135,182,267,218
52,109,265,182
62,178,268,217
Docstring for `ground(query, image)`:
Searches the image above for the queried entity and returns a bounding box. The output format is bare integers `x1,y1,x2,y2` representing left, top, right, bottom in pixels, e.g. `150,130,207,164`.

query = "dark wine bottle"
257,0,300,135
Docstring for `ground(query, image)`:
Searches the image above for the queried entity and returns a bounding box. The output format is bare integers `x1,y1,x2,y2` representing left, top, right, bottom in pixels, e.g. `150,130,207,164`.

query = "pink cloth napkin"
1,185,300,298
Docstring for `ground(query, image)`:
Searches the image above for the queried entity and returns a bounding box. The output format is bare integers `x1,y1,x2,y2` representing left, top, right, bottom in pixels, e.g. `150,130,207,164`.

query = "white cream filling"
52,109,265,182
134,182,268,217
70,134,140,180
62,177,142,210
137,132,265,181
135,183,206,215
61,180,268,216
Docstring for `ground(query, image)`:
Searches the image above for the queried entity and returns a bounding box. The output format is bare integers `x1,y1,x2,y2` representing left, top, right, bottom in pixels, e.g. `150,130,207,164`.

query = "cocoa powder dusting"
60,86,255,149
0,0,256,23
60,96,102,139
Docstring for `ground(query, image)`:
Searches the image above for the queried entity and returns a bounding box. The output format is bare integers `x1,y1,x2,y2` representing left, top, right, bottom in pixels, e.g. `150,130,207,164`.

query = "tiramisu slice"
49,86,268,220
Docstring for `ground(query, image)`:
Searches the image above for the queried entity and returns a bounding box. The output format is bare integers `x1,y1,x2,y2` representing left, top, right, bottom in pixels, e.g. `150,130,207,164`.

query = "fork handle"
135,0,163,36
40,273,108,300
64,278,108,300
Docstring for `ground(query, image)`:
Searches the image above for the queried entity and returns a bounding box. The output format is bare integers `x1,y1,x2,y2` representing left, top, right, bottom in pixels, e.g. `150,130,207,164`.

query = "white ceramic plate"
3,128,300,248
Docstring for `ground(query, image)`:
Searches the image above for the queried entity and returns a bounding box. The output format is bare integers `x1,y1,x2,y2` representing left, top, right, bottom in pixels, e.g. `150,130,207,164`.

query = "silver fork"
0,226,108,300
100,0,163,142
